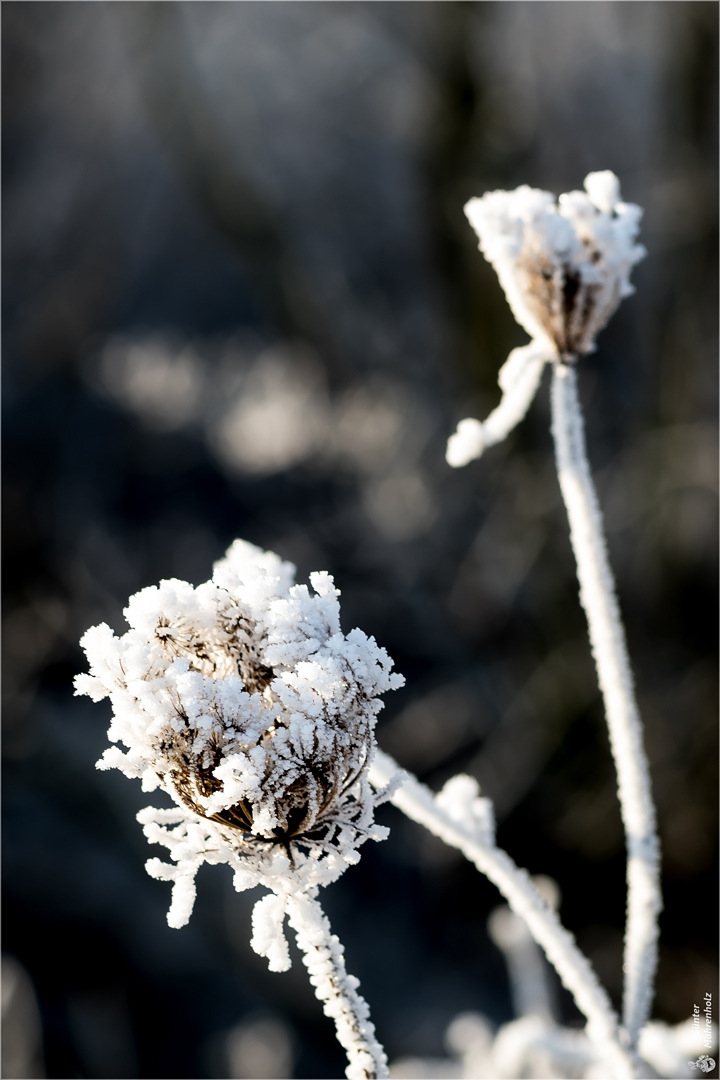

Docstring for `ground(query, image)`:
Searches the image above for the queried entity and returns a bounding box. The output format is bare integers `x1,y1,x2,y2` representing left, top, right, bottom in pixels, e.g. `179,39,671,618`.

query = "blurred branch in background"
117,4,334,354
2,955,46,1080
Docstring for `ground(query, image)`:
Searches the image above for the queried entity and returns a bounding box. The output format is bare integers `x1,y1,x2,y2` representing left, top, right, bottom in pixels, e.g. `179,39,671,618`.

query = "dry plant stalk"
446,170,661,1064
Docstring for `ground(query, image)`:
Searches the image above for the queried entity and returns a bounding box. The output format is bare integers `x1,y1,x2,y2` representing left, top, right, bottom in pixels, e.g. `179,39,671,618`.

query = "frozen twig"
369,750,636,1079
551,362,661,1050
446,340,554,467
487,883,559,1023
287,893,388,1080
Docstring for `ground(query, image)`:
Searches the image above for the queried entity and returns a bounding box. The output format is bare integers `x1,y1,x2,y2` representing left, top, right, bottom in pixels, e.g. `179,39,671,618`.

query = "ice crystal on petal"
75,540,403,954
464,170,646,358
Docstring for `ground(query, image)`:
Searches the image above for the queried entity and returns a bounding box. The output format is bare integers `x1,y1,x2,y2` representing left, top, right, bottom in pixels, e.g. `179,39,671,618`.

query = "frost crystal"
464,170,646,358
75,540,403,958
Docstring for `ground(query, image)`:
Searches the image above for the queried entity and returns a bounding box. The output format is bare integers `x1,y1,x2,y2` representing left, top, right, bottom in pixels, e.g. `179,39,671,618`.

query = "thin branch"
286,893,389,1080
550,361,661,1051
369,749,636,1080
446,340,553,466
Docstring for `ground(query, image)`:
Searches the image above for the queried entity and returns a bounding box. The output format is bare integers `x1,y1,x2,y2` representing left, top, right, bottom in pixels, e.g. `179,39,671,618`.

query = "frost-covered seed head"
75,540,403,933
464,171,646,359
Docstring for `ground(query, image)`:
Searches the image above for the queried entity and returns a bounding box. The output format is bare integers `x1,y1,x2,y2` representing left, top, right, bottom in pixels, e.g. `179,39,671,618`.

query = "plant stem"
286,893,388,1080
369,750,636,1079
550,361,661,1051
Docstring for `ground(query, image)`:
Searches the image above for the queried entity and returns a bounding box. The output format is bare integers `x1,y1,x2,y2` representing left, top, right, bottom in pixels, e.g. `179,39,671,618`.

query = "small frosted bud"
436,774,495,846
584,170,621,215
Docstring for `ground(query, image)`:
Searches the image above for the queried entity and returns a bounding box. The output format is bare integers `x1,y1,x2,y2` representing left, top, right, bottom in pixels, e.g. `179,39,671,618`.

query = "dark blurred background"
2,3,717,1077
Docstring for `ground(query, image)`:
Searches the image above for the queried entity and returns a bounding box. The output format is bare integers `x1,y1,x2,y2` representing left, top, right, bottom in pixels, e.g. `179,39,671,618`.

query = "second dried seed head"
75,540,403,941
464,170,646,360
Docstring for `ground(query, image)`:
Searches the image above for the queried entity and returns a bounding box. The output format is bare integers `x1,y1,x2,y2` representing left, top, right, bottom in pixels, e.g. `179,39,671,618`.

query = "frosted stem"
369,750,636,1079
446,340,552,467
550,362,661,1051
286,893,388,1080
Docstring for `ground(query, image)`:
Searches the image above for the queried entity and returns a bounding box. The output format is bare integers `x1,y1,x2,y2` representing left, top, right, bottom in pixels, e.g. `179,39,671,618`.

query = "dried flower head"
464,170,646,359
75,540,403,962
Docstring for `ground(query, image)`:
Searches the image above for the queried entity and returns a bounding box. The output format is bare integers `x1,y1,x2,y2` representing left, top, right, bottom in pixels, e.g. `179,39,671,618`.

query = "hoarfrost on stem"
287,894,389,1079
74,540,404,959
443,169,660,1059
369,750,636,1079
551,365,661,1051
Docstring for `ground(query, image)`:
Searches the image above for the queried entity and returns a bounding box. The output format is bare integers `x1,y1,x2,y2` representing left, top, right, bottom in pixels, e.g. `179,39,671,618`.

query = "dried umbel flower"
75,540,403,955
446,171,646,469
464,170,646,360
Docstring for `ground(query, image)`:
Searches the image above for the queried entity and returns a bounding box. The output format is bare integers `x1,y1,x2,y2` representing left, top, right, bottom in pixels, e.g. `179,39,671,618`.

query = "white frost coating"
251,892,292,973
390,1000,713,1077
551,364,661,1051
445,169,658,1059
75,539,404,935
463,171,645,358
584,170,621,215
434,773,496,849
446,341,553,466
638,1019,718,1079
446,418,485,469
491,1016,595,1080
287,894,388,1079
368,750,635,1080
446,171,645,468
